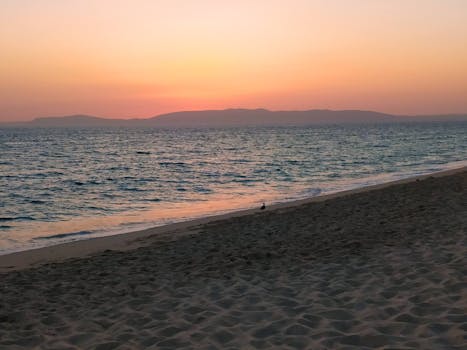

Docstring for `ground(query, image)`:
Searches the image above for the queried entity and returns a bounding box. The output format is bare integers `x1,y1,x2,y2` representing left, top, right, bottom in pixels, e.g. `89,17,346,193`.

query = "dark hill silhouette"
142,109,395,127
2,109,467,128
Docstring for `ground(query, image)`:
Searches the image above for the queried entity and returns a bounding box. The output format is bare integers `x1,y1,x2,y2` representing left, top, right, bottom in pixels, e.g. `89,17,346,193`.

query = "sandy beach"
0,168,466,349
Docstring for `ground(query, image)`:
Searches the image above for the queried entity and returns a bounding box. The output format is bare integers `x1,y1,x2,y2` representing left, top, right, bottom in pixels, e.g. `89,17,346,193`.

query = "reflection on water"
8,190,281,248
1,122,467,253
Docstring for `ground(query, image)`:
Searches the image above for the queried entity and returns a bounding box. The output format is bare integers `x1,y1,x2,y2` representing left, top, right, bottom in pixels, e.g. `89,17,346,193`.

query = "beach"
0,167,466,349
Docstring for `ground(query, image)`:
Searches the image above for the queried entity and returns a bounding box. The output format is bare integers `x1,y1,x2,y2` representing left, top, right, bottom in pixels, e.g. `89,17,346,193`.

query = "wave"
0,217,14,222
159,161,187,167
0,216,36,222
145,198,161,202
30,200,46,205
298,188,322,197
34,230,94,240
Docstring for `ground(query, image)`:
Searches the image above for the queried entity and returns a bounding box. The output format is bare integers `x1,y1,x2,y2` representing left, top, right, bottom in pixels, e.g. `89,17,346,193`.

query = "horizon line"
3,107,467,124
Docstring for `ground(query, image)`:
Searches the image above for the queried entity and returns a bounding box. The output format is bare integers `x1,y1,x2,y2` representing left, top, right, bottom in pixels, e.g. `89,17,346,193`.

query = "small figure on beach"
260,202,266,210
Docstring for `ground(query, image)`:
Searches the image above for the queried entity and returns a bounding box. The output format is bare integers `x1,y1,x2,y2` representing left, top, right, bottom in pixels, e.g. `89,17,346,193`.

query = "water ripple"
1,122,466,252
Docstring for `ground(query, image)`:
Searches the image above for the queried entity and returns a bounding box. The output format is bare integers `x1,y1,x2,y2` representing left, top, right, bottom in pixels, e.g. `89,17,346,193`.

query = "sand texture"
0,171,466,349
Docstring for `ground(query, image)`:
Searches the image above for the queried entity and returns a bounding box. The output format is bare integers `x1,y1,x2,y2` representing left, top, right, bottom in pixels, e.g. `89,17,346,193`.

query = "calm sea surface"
1,123,467,254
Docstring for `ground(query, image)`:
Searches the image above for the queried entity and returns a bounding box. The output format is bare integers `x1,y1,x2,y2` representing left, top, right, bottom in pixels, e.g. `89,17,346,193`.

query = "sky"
1,0,467,121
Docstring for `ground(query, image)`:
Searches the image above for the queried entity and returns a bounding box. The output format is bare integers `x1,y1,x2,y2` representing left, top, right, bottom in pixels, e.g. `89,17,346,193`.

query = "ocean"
1,122,467,254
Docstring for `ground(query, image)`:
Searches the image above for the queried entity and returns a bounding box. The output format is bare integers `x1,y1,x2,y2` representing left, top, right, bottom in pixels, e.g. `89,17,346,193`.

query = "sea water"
1,122,467,254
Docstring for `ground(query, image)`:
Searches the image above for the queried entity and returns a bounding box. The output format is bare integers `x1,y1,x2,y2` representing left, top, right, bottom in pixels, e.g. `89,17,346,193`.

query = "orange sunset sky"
1,0,467,122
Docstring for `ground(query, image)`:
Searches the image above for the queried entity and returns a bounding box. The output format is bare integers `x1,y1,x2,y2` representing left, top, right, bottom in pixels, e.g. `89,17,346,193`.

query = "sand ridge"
0,170,466,349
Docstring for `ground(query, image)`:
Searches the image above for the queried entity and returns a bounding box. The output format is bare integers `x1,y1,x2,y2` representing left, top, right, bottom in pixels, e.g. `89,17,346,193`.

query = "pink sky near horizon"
1,0,467,122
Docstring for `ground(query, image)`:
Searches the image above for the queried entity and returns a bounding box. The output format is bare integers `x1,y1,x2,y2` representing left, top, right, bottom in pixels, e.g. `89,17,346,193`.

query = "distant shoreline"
2,108,467,127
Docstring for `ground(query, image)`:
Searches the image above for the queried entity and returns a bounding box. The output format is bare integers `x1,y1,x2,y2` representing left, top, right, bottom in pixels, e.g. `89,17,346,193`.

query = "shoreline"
1,164,465,272
1,165,466,348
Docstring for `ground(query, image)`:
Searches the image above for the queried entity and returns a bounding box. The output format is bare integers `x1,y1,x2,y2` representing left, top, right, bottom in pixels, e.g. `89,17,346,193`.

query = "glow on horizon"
1,0,467,121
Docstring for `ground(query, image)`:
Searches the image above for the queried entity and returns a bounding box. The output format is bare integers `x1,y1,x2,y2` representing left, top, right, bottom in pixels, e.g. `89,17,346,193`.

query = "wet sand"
0,168,466,349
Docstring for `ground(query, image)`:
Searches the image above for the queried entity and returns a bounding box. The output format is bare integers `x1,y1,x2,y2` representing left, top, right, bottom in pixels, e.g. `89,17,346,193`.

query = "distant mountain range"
2,109,467,128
